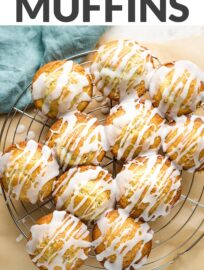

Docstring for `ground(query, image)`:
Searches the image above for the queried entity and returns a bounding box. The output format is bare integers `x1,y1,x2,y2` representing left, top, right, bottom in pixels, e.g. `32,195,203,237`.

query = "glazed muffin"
105,99,165,162
149,60,204,119
26,211,91,270
116,154,182,221
92,209,153,270
32,60,93,118
90,40,154,101
53,166,115,222
46,111,108,170
162,115,204,172
0,140,59,204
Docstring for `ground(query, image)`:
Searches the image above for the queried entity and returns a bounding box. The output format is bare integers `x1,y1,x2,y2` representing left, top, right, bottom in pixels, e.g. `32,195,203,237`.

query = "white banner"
0,0,203,25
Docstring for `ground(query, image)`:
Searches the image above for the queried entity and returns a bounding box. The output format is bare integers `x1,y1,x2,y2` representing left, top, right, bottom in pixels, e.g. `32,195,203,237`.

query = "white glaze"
44,201,54,210
149,60,204,118
0,152,11,178
47,111,109,170
54,166,115,221
162,115,204,172
105,99,165,161
26,211,91,270
32,61,91,117
16,234,24,243
93,209,153,270
91,40,154,101
16,124,26,134
154,240,160,244
115,154,181,221
0,140,59,204
27,130,36,140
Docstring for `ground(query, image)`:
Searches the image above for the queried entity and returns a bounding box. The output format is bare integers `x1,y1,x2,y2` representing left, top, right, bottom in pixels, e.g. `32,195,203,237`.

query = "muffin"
0,140,59,204
46,111,108,170
90,40,154,101
32,60,93,118
105,99,165,162
116,154,182,221
162,115,204,172
149,60,204,119
26,211,91,270
53,165,115,222
92,209,153,270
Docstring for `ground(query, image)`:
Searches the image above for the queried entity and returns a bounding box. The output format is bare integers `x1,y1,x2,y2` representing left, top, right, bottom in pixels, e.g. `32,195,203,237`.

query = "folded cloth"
42,26,105,62
0,26,106,114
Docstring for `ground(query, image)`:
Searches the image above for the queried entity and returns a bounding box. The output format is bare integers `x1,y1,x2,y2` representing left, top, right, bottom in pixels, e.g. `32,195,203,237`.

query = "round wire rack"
0,51,204,270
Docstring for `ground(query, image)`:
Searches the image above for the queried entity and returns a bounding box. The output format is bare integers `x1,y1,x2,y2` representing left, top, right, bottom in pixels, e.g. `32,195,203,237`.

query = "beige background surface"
0,26,204,270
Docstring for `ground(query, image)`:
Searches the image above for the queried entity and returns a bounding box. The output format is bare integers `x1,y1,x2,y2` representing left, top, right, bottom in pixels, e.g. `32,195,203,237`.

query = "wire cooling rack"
0,51,204,270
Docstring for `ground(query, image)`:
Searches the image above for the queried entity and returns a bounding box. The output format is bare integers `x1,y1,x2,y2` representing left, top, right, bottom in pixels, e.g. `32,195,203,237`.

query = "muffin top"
149,60,204,118
26,211,91,270
92,209,153,270
0,140,59,204
46,111,108,170
53,165,115,222
162,115,204,172
116,154,182,221
91,40,154,101
105,99,165,161
32,60,93,118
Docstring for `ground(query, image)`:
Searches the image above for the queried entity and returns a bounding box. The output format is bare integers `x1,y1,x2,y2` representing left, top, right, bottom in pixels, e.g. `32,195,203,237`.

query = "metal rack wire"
0,51,204,270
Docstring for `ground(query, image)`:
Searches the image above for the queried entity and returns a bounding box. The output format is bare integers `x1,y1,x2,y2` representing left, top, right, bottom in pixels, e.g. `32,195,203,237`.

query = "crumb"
16,234,24,243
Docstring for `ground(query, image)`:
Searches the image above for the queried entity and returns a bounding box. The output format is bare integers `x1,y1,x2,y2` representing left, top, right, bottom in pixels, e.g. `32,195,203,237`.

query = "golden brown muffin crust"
53,165,114,222
1,140,59,204
27,212,91,270
46,112,106,169
32,60,93,118
92,210,153,270
163,116,204,171
91,40,154,101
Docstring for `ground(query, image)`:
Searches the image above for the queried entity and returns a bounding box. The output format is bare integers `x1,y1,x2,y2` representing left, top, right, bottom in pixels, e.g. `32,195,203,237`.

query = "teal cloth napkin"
0,26,106,113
